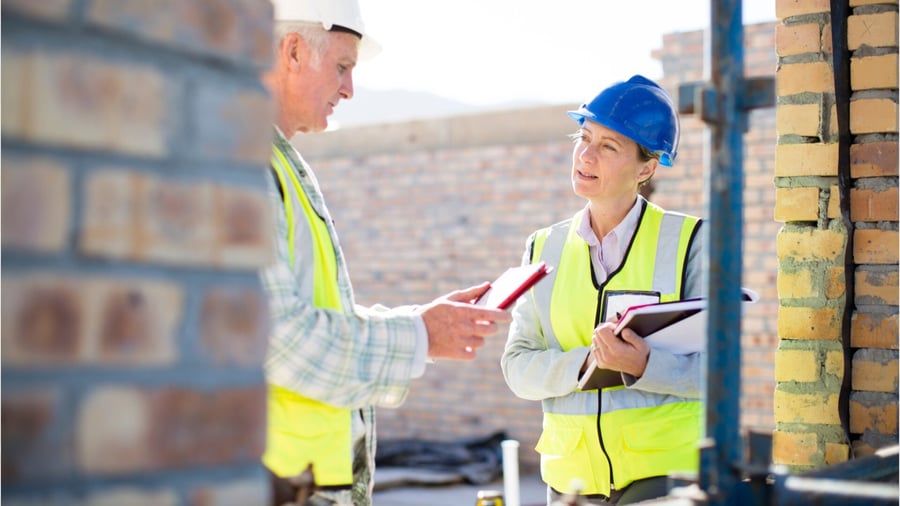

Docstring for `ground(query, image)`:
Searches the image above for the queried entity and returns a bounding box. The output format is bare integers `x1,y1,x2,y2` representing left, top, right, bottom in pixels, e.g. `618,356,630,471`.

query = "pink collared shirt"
575,197,644,285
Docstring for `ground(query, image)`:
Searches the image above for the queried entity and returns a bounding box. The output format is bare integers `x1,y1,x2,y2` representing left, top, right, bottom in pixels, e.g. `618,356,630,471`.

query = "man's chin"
297,122,328,135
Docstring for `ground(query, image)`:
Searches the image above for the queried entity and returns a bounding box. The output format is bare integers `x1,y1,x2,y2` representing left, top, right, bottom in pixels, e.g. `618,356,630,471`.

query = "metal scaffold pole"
678,1,774,504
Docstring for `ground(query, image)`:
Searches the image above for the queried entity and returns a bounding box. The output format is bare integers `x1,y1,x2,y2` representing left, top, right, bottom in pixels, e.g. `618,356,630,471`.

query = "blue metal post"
678,1,773,502
703,0,746,503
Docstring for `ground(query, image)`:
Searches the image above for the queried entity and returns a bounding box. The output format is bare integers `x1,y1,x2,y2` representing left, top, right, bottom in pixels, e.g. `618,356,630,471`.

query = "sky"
353,0,777,107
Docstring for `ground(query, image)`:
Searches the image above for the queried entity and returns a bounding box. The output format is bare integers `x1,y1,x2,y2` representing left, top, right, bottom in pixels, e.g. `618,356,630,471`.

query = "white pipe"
501,439,520,506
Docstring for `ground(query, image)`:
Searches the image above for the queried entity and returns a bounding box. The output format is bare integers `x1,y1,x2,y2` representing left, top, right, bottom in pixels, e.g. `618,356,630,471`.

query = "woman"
500,75,705,505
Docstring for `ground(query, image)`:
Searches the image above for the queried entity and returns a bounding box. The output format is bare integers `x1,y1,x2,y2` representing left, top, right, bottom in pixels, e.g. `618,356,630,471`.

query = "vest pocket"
611,403,701,484
620,408,700,452
264,385,352,485
535,425,600,495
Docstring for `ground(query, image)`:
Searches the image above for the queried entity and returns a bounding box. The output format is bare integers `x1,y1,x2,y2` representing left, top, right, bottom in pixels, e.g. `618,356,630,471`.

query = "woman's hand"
590,321,650,378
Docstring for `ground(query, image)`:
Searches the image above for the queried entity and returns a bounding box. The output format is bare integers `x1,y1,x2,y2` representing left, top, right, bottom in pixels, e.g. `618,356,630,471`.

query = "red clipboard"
475,261,553,310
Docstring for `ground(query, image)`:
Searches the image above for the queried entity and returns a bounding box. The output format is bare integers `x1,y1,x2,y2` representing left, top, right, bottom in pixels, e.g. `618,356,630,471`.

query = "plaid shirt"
261,129,421,505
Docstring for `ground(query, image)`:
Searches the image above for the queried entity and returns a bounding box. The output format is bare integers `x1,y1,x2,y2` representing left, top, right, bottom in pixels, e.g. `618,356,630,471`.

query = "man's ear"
280,32,304,71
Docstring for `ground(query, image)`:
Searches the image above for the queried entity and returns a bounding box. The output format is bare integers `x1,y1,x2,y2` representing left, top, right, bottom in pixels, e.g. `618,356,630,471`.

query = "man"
260,1,512,505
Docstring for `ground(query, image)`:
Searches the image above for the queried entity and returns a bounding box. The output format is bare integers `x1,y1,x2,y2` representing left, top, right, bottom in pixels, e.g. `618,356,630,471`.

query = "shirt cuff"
410,315,429,378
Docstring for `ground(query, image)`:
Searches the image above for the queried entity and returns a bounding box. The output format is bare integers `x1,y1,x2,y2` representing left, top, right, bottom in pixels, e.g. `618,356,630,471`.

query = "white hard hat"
272,0,380,59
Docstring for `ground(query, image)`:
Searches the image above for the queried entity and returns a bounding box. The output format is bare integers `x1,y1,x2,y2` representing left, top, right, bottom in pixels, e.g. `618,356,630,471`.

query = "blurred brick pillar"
2,1,276,503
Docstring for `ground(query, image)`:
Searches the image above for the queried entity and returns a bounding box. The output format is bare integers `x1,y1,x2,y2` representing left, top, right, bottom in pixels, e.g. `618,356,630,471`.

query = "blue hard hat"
568,75,679,167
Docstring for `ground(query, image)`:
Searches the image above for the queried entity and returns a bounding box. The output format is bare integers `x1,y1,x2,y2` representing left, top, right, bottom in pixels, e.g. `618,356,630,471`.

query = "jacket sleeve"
261,172,419,410
500,235,591,401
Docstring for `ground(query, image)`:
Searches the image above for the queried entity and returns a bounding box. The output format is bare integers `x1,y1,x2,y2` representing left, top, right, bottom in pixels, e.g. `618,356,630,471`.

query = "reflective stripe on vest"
529,201,702,496
263,144,353,486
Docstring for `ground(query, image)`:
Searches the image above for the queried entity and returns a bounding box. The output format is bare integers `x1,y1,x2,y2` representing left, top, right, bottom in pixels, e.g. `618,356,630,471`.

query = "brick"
777,268,816,298
775,22,823,57
851,312,899,349
1,276,85,364
852,349,899,393
86,488,177,506
80,169,137,259
776,0,831,19
825,266,845,299
86,0,273,69
1,158,71,252
824,442,850,465
213,185,274,269
191,84,272,164
827,103,838,138
10,51,169,156
822,21,833,55
850,187,899,222
77,388,147,474
82,170,219,267
825,350,844,378
2,0,71,21
774,187,819,222
826,184,840,219
849,392,898,434
848,12,899,50
851,141,899,177
1,388,73,482
775,143,839,176
851,54,899,90
776,227,845,262
774,348,818,381
77,385,266,474
93,280,182,365
774,389,841,424
851,439,878,458
1,50,27,136
855,269,899,305
189,477,269,506
201,286,268,367
1,275,182,366
777,61,834,96
853,229,899,264
139,176,216,266
850,98,899,134
772,429,818,466
777,305,841,340
776,103,821,138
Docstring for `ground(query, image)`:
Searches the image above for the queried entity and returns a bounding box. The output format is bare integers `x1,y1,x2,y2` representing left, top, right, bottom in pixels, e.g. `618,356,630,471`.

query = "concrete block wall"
773,0,899,471
296,23,780,472
2,1,275,503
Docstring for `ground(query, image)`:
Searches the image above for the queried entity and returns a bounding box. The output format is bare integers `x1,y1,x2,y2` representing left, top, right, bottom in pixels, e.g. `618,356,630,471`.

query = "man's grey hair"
274,20,330,68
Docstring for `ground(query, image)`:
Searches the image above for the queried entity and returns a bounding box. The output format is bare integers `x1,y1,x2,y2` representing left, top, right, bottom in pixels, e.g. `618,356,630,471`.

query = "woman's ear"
638,158,658,186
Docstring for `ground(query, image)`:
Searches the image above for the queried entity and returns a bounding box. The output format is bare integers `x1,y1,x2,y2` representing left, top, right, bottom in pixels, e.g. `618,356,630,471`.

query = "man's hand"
416,283,512,360
590,321,650,378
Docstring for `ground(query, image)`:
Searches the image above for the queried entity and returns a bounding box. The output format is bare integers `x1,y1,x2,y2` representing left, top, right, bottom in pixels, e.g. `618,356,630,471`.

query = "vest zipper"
593,259,615,490
595,389,615,492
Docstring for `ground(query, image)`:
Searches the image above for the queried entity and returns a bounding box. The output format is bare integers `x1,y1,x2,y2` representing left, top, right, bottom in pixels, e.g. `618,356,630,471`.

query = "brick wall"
2,1,275,503
296,23,780,472
772,0,899,470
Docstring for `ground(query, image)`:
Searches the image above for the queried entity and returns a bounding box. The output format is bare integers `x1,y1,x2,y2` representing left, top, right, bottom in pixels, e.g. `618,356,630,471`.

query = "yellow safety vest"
529,201,702,496
263,144,353,486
